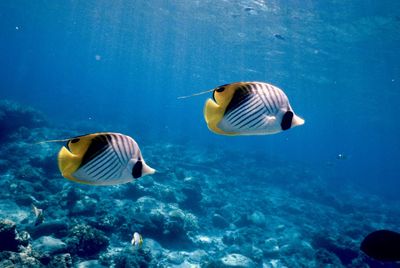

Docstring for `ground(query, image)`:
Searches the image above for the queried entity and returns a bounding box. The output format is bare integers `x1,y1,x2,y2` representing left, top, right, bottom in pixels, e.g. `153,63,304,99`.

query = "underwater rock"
188,249,209,264
70,196,97,216
59,186,84,208
32,236,67,254
166,251,185,265
248,246,263,264
0,259,14,268
133,196,198,243
281,240,314,260
47,253,72,268
28,151,59,177
0,219,29,252
111,251,152,268
66,224,109,257
165,209,186,237
218,253,256,267
100,244,153,267
212,213,229,229
26,221,69,239
262,238,280,258
314,249,343,267
0,200,31,224
262,259,287,268
138,175,155,187
160,187,178,203
180,184,203,211
222,231,246,246
0,100,46,142
0,250,43,268
248,211,266,227
76,260,107,268
88,214,125,233
142,238,164,259
312,234,359,265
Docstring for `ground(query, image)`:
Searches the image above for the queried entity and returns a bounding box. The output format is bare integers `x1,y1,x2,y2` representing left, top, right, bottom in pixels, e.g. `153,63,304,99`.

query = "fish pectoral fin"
57,146,81,178
264,115,276,125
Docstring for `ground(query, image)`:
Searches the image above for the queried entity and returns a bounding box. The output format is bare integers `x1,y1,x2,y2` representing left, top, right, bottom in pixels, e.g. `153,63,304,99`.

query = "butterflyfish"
32,204,44,226
57,133,155,185
131,232,143,248
203,82,304,135
361,230,400,262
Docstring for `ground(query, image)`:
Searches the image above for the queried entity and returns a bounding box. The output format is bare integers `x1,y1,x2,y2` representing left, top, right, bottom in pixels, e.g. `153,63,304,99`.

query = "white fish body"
204,82,304,135
58,133,155,186
131,232,143,247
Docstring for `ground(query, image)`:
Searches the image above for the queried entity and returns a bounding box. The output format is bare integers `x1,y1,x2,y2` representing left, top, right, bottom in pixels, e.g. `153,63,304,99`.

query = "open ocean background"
0,1,399,267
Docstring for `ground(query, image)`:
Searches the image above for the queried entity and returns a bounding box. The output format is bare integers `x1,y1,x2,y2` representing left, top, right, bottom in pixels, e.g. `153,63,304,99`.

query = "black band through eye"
216,86,225,92
70,138,80,143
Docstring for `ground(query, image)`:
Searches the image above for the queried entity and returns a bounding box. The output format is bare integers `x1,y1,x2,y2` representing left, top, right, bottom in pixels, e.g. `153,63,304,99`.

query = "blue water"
1,1,400,267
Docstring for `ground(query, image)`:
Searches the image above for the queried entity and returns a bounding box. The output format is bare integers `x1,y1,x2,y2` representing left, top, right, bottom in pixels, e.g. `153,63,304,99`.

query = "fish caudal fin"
57,146,80,180
142,162,156,176
292,114,305,127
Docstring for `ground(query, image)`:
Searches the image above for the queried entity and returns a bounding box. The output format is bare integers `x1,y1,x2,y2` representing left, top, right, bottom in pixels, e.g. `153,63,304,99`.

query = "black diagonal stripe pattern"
224,86,252,116
219,82,296,133
80,134,112,167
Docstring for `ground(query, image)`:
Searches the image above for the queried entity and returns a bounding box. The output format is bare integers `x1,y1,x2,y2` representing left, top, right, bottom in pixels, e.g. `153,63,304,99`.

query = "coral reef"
66,224,109,257
0,219,29,252
0,102,399,267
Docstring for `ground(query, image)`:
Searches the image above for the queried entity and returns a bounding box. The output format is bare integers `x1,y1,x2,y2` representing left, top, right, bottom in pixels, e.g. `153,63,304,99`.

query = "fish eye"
70,138,80,143
216,86,225,93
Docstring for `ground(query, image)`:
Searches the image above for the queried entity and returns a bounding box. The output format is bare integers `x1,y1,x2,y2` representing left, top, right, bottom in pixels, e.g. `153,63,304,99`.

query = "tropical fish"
361,230,400,262
32,204,44,226
203,82,304,135
131,232,143,248
57,133,155,185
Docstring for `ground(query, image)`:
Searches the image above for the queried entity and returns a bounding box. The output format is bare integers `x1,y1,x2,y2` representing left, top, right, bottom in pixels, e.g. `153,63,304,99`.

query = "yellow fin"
57,146,81,181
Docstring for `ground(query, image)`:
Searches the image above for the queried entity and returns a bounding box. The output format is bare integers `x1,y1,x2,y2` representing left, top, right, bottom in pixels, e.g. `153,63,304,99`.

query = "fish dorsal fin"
35,138,71,145
177,89,214,99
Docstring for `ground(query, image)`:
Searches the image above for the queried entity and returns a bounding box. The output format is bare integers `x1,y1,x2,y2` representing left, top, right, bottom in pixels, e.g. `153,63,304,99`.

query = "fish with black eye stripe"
203,82,304,135
56,132,155,185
